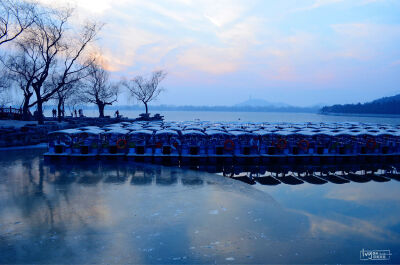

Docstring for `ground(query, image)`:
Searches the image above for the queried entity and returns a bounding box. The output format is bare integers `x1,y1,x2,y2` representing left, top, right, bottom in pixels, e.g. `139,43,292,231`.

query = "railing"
0,107,23,119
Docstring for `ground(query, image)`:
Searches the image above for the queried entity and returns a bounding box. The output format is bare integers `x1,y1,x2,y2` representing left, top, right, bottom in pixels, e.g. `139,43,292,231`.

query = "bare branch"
9,4,102,123
0,0,37,46
123,70,167,114
80,61,119,117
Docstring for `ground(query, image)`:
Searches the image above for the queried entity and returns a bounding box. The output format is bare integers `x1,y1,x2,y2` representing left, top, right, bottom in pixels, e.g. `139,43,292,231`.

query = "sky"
41,0,400,106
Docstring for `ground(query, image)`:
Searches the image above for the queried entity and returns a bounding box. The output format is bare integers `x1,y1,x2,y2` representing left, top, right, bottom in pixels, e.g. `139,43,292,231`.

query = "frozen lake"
1,149,400,263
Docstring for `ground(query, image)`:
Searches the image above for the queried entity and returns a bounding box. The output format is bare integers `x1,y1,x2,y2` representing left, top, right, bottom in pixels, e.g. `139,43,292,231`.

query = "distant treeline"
320,94,400,115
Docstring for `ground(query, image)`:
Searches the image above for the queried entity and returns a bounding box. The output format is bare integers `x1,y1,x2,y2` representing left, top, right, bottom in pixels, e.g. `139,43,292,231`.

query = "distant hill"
373,94,400,104
320,94,400,115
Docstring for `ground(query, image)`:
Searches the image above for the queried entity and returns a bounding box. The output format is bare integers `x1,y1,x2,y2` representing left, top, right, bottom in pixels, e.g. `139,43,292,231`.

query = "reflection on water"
212,163,400,186
1,149,400,263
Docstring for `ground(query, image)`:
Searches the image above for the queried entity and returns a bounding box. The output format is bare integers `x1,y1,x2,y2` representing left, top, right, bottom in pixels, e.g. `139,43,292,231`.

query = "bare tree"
51,79,81,121
0,0,36,111
14,7,100,124
65,91,81,117
123,70,167,115
81,62,119,118
0,60,10,104
0,66,11,107
0,0,37,46
0,76,7,101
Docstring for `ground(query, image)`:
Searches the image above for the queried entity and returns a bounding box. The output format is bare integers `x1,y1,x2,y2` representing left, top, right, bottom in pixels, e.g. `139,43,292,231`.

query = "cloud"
326,184,400,202
329,23,400,60
176,46,241,74
72,0,123,14
300,0,344,11
390,60,400,67
30,0,400,105
305,211,399,242
292,0,388,12
85,0,262,76
332,23,400,38
202,0,252,27
216,17,262,46
98,26,164,72
255,31,331,83
36,0,129,15
54,0,396,82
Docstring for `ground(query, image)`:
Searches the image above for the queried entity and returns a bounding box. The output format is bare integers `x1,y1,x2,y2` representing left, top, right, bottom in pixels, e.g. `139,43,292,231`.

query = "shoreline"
0,143,47,151
0,117,130,148
320,112,400,118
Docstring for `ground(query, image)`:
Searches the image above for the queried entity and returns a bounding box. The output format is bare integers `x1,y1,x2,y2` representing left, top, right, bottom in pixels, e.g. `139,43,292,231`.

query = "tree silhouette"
123,70,167,115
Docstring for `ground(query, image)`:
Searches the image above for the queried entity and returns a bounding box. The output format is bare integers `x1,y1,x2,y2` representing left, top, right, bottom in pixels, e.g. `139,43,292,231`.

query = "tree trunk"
97,102,105,118
22,92,32,121
57,97,64,122
144,102,148,114
33,87,44,124
36,98,44,125
61,101,65,117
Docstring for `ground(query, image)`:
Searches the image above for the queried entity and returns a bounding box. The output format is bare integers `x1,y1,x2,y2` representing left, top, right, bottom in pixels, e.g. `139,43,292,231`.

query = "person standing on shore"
52,109,57,118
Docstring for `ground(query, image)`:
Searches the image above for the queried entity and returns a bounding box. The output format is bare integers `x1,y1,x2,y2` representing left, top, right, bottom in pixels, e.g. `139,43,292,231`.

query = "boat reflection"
45,161,206,187
43,159,400,187
216,162,400,186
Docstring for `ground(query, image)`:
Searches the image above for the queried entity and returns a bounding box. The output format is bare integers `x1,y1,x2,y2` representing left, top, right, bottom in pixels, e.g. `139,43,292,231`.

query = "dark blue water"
1,149,400,264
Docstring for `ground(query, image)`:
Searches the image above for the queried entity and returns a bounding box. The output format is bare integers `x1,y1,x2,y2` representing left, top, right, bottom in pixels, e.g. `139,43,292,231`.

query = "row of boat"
45,120,400,164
